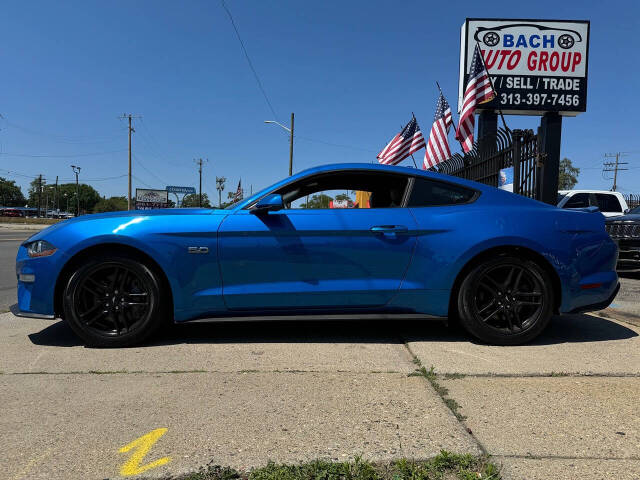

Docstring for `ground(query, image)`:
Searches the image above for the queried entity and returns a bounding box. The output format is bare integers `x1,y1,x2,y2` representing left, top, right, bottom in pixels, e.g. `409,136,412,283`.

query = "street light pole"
264,112,295,176
288,112,294,176
71,165,81,216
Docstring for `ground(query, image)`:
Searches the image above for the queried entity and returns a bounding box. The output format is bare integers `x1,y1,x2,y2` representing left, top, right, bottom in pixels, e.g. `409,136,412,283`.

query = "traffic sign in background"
459,19,590,116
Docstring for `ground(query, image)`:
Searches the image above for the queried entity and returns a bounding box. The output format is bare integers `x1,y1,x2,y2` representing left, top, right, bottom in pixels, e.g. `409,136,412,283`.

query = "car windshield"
557,193,566,203
629,206,640,214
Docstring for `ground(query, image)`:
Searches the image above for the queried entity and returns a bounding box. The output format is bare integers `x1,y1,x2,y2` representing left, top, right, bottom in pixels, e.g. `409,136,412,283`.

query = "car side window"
407,177,476,207
563,193,589,208
272,172,409,209
595,194,622,212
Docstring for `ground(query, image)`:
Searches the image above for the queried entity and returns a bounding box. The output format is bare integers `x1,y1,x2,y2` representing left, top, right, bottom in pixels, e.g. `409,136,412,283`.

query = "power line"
132,153,169,187
0,149,127,158
136,118,178,166
220,0,278,120
296,135,378,153
1,119,122,144
132,175,153,189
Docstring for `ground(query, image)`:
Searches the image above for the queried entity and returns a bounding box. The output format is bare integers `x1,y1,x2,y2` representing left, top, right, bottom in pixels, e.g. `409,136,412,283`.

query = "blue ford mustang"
15,163,619,347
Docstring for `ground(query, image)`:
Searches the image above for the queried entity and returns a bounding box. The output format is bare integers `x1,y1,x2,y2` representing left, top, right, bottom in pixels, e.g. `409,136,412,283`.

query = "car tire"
62,253,169,347
457,254,553,345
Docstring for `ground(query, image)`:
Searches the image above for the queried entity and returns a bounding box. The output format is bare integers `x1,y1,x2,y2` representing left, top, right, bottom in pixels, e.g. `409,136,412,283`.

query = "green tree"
0,177,26,206
334,193,352,202
301,193,333,209
558,157,580,190
182,193,212,208
93,196,128,213
28,180,101,213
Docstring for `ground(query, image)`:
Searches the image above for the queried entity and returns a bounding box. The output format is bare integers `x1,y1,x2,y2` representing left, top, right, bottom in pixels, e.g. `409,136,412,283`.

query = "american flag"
455,44,496,153
377,116,426,166
233,179,243,201
423,92,453,169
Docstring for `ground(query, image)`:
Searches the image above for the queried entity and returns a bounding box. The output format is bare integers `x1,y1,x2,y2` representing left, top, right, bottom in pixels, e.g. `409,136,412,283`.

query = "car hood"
25,208,226,243
606,214,640,223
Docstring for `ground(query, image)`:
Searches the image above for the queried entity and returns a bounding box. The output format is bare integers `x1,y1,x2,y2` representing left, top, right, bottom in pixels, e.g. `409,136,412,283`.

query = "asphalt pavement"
0,229,33,313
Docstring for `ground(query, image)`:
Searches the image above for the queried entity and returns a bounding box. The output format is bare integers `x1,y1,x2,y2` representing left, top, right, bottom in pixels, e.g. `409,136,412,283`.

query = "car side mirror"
251,194,284,213
624,208,630,214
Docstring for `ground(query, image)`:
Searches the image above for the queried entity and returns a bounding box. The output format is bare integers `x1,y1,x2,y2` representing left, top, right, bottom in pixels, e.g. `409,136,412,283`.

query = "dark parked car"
606,206,640,271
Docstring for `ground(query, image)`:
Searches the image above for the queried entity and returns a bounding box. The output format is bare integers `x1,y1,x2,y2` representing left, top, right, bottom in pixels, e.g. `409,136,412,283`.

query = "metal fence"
429,128,544,200
623,194,640,209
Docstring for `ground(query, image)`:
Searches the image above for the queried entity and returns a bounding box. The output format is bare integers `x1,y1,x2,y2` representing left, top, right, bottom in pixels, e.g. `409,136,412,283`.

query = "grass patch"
0,217,61,225
170,452,500,480
410,367,466,421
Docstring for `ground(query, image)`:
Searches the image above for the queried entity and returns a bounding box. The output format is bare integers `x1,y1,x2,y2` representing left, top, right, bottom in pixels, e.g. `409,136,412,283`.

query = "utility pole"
216,176,226,208
119,114,141,210
37,175,43,218
194,158,208,207
71,165,81,216
54,175,58,214
603,153,629,192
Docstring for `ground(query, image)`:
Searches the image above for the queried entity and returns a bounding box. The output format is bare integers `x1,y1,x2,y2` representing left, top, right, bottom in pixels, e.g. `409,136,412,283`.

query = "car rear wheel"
457,255,553,345
62,253,168,347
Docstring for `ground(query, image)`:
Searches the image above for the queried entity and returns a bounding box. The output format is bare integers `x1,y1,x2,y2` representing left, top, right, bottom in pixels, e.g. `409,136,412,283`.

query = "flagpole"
401,121,419,168
475,43,510,133
437,81,465,154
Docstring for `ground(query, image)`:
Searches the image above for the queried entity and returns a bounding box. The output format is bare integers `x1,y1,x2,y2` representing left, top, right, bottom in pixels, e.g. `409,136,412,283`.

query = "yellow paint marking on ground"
118,427,171,476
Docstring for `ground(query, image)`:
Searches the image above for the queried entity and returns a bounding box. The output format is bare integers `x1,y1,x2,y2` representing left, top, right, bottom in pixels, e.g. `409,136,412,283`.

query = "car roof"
559,189,620,194
290,163,490,191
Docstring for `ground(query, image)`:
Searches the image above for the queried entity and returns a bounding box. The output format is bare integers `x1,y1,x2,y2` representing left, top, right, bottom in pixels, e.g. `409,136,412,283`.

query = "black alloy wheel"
63,253,167,347
457,255,553,345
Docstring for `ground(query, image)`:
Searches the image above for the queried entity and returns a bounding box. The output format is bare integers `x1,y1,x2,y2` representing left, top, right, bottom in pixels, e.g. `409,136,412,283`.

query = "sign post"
166,186,196,207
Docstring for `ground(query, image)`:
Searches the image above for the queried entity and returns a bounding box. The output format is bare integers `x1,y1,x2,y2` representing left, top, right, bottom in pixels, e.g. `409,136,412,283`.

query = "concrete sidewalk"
0,313,480,480
407,313,640,479
2,311,640,479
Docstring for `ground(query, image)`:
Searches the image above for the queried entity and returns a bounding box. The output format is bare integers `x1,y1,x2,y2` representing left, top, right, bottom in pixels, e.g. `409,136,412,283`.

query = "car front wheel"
457,255,553,345
62,253,168,347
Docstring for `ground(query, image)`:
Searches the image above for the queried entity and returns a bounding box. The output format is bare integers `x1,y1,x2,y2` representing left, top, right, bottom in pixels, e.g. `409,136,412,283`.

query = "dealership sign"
135,188,169,210
166,185,196,194
459,19,590,116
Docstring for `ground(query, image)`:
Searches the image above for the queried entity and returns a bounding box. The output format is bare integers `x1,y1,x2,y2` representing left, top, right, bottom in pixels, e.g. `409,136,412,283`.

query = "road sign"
166,186,196,194
459,19,590,116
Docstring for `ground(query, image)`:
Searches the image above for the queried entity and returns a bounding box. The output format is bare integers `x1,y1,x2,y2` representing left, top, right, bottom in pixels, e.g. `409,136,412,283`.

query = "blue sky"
1,0,638,203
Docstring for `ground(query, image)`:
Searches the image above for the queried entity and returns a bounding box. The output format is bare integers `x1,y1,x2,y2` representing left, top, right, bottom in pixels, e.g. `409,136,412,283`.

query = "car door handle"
370,225,408,234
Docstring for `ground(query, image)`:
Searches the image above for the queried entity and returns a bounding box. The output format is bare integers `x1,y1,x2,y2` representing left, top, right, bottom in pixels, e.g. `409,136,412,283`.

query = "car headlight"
26,240,57,258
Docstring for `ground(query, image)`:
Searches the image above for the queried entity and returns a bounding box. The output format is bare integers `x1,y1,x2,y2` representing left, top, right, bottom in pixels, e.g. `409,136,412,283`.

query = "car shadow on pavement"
27,313,638,348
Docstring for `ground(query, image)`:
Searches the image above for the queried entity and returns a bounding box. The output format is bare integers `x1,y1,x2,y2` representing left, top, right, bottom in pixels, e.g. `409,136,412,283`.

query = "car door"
217,185,418,311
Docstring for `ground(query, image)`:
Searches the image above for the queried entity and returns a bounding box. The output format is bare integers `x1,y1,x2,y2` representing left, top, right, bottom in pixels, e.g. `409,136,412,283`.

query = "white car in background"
557,190,629,217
